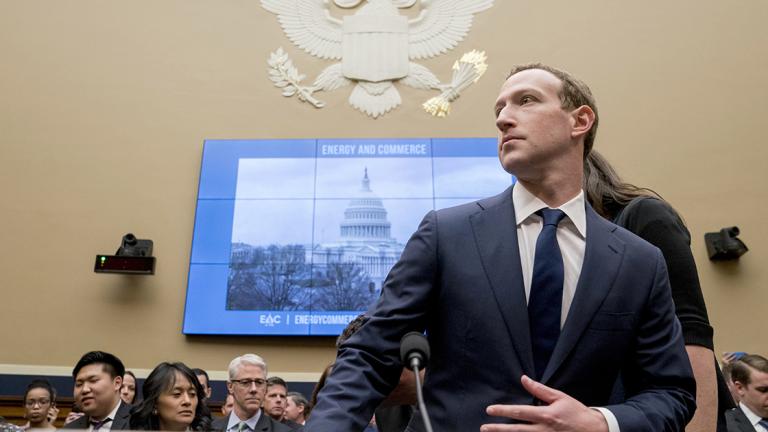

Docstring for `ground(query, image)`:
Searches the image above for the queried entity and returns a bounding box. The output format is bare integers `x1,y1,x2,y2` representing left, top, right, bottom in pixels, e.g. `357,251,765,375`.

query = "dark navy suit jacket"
306,187,696,432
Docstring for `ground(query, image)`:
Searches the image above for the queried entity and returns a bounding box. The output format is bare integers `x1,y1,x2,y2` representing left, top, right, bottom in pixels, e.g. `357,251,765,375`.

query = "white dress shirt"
512,182,620,432
88,400,121,432
226,409,263,432
739,402,768,432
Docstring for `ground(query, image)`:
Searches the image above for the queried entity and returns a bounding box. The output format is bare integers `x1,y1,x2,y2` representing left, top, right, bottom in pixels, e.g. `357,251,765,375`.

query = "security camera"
704,226,748,261
95,233,156,274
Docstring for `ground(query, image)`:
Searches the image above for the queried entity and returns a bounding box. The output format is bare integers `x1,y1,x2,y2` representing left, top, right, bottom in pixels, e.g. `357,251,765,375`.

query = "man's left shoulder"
589,207,661,257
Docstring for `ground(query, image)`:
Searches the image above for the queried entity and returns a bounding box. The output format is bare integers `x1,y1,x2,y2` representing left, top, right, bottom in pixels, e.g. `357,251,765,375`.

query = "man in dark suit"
305,63,695,432
64,351,131,430
725,355,768,432
211,354,293,432
263,377,302,430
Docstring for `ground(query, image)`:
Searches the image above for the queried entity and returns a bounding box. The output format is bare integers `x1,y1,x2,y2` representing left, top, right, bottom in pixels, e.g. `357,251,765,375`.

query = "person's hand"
47,406,60,423
722,351,747,364
64,411,84,425
481,375,609,432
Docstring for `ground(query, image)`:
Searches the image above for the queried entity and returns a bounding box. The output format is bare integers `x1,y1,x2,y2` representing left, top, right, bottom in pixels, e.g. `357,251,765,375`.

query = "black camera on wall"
704,226,748,261
94,233,156,274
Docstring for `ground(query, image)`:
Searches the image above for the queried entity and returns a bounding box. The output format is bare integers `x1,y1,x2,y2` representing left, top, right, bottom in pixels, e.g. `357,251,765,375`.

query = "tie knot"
90,418,111,430
538,208,566,227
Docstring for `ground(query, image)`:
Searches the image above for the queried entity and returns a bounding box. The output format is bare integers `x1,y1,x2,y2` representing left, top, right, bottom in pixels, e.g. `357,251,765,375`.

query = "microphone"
400,332,434,432
400,331,430,370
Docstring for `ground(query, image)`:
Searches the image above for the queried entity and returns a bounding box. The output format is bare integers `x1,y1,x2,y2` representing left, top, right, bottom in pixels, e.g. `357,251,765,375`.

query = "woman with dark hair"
129,362,211,431
121,370,138,405
584,150,730,432
22,379,57,430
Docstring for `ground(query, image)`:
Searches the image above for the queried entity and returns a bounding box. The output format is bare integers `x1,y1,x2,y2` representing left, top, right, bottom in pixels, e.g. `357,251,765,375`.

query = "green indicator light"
100,256,106,265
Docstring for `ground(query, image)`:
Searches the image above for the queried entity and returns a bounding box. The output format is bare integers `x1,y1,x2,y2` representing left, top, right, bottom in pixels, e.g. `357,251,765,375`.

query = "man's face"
226,364,266,419
74,364,122,419
196,374,212,399
494,69,578,180
283,396,304,422
221,394,235,416
263,384,288,420
735,367,768,417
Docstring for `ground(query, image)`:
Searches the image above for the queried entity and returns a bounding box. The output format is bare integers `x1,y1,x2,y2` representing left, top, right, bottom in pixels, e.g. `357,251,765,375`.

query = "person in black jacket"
64,351,132,430
584,150,729,432
129,362,212,431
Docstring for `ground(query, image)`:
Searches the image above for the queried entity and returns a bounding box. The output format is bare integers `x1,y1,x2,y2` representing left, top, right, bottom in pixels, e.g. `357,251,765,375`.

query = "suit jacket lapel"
542,204,625,383
111,401,131,430
735,407,757,432
470,187,535,377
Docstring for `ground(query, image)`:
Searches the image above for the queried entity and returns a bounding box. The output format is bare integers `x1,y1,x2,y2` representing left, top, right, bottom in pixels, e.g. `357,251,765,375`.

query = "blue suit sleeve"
606,248,697,431
305,211,439,432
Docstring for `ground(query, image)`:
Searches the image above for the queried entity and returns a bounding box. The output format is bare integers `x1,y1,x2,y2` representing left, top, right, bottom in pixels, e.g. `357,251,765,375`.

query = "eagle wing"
261,0,344,60
408,0,493,60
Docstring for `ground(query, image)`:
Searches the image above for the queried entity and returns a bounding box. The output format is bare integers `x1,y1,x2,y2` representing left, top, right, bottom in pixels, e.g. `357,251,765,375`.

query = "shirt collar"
92,399,122,423
227,409,262,431
739,402,765,427
512,182,587,238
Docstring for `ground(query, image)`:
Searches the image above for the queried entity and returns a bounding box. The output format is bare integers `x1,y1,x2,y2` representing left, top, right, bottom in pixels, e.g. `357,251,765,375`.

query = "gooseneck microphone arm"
400,332,435,432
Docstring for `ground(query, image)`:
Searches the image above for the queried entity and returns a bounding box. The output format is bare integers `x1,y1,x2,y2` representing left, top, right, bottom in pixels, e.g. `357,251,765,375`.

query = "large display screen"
183,138,514,335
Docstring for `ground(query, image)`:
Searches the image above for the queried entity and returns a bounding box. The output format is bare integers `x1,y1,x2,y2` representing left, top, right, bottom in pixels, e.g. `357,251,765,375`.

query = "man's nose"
496,106,516,131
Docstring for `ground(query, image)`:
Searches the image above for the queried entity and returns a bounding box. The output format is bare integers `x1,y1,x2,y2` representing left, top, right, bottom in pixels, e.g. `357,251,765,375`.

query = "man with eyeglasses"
212,354,293,432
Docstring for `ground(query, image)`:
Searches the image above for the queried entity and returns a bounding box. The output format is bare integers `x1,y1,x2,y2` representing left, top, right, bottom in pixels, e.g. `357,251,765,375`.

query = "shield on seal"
341,13,409,82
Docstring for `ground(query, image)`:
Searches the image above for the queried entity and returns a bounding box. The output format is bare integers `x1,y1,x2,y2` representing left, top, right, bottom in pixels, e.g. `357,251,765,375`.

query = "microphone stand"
410,357,434,432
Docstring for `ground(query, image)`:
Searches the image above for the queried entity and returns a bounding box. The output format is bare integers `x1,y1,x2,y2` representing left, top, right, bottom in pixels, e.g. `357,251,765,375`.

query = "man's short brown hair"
507,63,599,158
730,354,768,385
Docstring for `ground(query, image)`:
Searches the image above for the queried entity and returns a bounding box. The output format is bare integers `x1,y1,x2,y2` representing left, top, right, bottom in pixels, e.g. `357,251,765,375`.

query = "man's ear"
113,375,123,392
733,380,747,395
226,381,234,395
570,105,595,140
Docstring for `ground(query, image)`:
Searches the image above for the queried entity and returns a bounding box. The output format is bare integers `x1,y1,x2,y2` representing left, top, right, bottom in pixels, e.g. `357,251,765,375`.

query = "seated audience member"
723,362,742,405
63,403,84,426
211,354,292,432
283,392,309,426
220,394,235,417
22,379,57,430
193,368,213,400
129,362,212,431
725,354,768,432
64,351,131,430
120,371,137,405
264,377,300,429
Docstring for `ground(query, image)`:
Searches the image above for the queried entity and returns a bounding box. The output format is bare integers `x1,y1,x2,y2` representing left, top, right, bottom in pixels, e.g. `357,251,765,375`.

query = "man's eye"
521,95,534,104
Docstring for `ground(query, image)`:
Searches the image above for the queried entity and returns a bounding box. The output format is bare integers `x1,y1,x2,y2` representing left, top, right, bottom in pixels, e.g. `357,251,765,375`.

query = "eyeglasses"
230,378,266,389
25,399,51,407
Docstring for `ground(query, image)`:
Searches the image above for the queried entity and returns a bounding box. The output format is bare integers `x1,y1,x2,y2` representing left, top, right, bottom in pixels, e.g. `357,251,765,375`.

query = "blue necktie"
758,419,768,430
528,208,567,379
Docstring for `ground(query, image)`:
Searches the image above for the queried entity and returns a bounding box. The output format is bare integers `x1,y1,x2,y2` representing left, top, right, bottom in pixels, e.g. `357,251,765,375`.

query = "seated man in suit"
284,392,309,426
64,351,131,430
193,367,214,401
211,354,293,432
263,377,302,429
726,354,768,432
305,64,695,432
